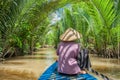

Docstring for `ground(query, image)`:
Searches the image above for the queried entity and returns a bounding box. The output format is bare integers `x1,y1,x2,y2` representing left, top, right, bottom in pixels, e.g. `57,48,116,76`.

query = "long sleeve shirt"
56,41,81,75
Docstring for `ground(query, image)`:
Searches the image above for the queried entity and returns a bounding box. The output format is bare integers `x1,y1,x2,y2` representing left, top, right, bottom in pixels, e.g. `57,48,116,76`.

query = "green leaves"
0,0,119,58
85,0,120,58
90,0,116,28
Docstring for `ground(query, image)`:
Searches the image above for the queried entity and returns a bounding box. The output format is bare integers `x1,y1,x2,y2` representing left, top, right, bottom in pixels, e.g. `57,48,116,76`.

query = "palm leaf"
90,0,116,28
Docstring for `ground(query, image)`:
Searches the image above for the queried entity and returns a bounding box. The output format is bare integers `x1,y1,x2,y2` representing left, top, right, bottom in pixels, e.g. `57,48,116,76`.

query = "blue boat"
38,61,97,80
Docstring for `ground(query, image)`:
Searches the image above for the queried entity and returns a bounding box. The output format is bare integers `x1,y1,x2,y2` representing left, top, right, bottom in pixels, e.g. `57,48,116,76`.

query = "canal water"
0,48,119,80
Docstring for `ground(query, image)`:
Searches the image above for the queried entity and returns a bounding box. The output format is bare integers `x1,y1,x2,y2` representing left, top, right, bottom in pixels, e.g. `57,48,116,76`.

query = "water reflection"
2,61,26,65
90,54,120,80
0,48,119,80
15,56,57,60
0,48,57,80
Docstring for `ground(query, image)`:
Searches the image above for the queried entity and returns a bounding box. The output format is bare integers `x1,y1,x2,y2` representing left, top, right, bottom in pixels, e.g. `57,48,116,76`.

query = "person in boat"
56,28,87,75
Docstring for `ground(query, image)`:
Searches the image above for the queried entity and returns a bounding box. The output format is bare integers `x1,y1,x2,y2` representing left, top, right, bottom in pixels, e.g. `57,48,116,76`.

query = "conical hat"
60,28,82,41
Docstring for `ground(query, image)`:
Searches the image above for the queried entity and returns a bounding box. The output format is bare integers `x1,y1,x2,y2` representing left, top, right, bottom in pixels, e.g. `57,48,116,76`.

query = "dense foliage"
0,0,120,58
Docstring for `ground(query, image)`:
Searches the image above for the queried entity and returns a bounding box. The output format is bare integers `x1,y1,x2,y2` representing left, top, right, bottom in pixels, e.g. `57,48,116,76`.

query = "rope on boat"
90,68,112,80
77,48,113,80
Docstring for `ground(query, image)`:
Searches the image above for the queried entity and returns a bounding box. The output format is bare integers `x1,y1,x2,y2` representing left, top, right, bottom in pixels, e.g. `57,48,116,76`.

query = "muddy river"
0,48,119,80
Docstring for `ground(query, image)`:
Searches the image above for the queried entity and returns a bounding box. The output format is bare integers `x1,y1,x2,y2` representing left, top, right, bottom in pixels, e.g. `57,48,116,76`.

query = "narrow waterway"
0,48,119,80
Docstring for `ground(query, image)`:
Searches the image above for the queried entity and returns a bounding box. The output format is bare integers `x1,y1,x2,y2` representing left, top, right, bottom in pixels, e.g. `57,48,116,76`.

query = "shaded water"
90,54,120,80
0,48,119,80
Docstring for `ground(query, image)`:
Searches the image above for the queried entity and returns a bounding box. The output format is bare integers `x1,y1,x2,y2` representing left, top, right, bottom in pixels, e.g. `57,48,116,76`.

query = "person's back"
57,41,80,75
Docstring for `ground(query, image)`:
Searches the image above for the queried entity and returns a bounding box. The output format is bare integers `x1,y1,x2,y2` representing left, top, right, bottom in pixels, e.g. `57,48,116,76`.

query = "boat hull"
38,62,97,80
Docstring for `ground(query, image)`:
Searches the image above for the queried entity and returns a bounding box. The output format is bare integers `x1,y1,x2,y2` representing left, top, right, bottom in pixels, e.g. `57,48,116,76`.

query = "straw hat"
60,28,82,41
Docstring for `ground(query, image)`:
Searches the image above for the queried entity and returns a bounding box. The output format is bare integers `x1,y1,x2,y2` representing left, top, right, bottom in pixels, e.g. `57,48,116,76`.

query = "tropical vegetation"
0,0,120,59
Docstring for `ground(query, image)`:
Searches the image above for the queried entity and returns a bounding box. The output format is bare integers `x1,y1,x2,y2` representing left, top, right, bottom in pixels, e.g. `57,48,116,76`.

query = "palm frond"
90,0,116,28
